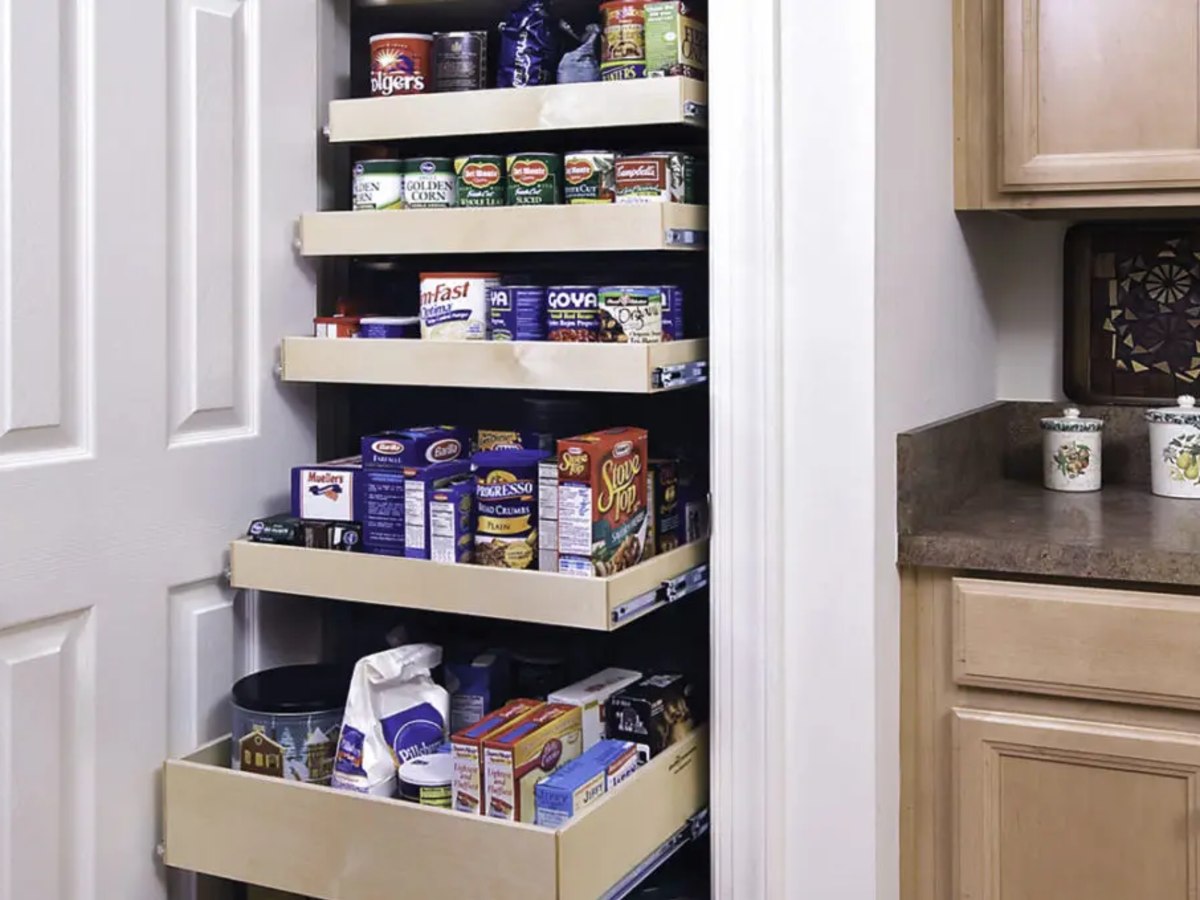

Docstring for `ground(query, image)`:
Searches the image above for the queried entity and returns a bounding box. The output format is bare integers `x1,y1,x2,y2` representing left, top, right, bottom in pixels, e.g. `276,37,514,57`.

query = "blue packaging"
291,456,362,522
359,468,408,556
403,460,472,559
545,286,600,342
429,474,476,565
661,285,685,341
359,316,420,339
497,0,556,88
534,739,639,827
489,285,547,341
473,449,551,569
446,651,511,732
362,426,468,470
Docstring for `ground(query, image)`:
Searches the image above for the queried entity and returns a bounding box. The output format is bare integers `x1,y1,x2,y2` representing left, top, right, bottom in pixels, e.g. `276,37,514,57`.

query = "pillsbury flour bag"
498,0,556,87
331,643,450,797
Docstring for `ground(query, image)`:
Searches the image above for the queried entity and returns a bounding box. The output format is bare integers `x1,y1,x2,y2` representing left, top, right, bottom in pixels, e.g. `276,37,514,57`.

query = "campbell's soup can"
600,0,648,81
564,151,617,204
370,32,433,96
433,32,487,92
506,152,563,206
455,155,506,207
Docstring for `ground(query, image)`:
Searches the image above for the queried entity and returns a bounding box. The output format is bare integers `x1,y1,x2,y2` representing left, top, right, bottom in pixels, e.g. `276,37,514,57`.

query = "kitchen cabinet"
955,0,1200,209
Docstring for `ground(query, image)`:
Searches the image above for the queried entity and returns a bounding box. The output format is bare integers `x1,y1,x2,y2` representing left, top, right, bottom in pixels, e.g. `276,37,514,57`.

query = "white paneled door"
0,1,321,898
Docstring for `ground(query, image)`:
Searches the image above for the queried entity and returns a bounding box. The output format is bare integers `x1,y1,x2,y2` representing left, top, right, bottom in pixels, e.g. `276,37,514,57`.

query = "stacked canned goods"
369,31,487,95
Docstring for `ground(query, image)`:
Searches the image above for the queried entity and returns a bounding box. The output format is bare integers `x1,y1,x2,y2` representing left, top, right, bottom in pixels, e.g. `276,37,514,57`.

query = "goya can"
564,151,617,204
473,449,551,570
546,286,600,342
403,157,457,208
600,0,648,80
455,155,506,207
353,159,404,211
614,152,695,203
370,33,433,96
506,152,563,206
433,31,487,92
489,286,547,341
598,286,664,343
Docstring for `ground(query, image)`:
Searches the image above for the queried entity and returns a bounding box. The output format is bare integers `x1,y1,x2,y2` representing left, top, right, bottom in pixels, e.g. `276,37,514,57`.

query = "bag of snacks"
498,0,556,87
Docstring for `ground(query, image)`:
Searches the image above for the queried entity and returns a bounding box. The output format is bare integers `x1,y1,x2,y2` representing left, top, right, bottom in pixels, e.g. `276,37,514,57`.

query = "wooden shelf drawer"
163,728,708,900
953,578,1200,709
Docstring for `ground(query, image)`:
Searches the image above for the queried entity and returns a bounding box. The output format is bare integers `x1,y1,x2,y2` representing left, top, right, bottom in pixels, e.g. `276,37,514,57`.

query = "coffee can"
433,31,487,92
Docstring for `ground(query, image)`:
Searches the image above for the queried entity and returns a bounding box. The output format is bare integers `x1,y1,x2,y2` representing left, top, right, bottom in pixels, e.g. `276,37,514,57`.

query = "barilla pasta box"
403,460,472,559
361,426,468,470
548,667,642,750
483,703,583,822
451,699,543,815
291,456,362,522
557,428,649,577
429,474,475,565
359,468,407,556
533,739,640,828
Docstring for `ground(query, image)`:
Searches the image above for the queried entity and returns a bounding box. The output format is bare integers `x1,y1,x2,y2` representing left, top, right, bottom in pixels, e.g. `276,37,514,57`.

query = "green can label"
455,155,506,207
402,157,457,208
506,153,563,206
353,159,405,211
564,151,617,204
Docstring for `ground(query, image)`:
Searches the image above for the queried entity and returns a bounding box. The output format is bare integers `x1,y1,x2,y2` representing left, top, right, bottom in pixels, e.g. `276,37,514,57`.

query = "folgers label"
506,153,563,205
564,151,617,204
370,33,433,97
600,0,648,81
473,450,551,570
545,286,600,342
455,155,506,207
615,152,695,204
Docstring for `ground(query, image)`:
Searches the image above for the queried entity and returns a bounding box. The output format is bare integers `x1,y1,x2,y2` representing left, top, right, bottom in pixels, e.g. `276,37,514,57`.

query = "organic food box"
644,2,707,80
483,703,583,822
556,428,650,577
534,739,639,828
451,699,543,815
548,667,642,750
607,673,696,763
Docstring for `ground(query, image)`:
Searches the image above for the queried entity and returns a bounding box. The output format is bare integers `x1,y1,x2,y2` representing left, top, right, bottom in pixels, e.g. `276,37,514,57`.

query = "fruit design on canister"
1164,434,1200,484
1052,443,1092,480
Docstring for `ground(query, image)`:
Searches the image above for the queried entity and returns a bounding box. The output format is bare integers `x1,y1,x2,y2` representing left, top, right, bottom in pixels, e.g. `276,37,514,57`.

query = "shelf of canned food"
163,726,708,900
229,538,708,631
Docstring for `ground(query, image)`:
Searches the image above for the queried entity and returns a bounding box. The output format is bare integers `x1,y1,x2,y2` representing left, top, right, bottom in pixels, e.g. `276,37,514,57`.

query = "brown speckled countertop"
898,402,1200,588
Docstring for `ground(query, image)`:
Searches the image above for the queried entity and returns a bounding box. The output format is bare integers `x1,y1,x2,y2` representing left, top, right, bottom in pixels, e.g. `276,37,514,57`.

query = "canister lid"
397,753,452,788
1040,407,1104,433
231,664,352,715
1146,395,1200,424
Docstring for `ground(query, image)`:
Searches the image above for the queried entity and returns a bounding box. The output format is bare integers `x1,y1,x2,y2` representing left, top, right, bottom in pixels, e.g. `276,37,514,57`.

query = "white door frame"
710,0,882,896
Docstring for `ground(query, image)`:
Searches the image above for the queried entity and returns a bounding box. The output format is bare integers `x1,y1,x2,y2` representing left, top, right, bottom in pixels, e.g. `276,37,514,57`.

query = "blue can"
661,285,685,341
545,286,600,342
489,286,547,341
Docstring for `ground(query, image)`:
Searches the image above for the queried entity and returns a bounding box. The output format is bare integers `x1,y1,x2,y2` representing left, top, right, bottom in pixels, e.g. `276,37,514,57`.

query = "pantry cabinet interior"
955,0,1200,209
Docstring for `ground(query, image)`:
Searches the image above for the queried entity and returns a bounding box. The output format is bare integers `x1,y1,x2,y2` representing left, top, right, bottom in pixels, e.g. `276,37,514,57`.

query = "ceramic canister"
1041,407,1103,493
1146,395,1200,499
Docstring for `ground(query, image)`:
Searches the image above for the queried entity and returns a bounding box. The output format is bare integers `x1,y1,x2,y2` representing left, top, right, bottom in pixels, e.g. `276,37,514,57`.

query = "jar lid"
397,753,452,788
1146,395,1200,424
1040,407,1104,433
231,664,352,715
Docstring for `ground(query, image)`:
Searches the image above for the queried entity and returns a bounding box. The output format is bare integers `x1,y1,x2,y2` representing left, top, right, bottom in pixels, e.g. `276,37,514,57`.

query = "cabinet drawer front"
953,578,1200,708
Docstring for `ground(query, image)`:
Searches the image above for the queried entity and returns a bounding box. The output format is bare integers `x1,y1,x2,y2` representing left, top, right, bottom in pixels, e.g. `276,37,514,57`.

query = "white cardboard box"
548,668,643,749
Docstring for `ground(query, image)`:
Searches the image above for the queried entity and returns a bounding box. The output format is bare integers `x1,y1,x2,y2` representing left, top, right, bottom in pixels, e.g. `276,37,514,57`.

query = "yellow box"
483,703,583,822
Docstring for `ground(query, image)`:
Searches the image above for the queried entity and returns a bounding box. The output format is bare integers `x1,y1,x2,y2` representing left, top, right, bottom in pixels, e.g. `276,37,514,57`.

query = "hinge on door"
652,361,707,391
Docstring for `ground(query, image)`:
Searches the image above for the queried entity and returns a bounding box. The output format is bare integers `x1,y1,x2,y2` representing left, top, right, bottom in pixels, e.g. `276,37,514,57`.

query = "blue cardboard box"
361,426,468,470
403,460,472,559
533,739,639,828
359,468,407,556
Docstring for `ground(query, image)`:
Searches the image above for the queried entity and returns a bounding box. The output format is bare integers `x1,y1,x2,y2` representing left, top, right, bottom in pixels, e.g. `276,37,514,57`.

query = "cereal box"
557,428,649,577
450,699,543,815
534,739,639,828
483,703,583,822
548,667,642,750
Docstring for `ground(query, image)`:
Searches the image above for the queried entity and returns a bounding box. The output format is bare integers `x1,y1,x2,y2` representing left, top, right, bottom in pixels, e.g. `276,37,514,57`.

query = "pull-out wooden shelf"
230,539,709,631
328,77,706,143
164,728,708,900
280,337,709,393
298,204,707,256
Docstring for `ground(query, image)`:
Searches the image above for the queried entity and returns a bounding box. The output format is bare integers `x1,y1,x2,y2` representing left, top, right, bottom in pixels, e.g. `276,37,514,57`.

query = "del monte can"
507,152,563,206
455,155,506,207
403,157,456,208
564,151,616,204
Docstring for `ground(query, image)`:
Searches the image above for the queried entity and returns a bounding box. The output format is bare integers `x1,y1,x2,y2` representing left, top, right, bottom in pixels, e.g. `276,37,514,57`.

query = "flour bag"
331,643,449,796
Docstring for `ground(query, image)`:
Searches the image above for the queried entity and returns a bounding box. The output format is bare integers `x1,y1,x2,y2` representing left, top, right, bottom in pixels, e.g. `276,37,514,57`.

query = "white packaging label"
353,170,404,211
452,742,485,815
405,480,427,551
420,274,497,341
557,483,593,556
430,499,458,564
538,460,558,521
299,468,356,521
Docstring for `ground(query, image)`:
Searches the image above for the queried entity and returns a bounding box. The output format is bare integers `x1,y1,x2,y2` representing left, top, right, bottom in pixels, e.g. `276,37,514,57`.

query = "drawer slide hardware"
653,361,707,391
611,564,708,625
601,808,710,900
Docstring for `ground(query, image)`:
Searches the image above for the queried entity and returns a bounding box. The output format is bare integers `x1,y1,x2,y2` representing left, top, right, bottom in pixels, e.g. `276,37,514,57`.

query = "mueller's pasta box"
534,739,639,828
450,699,543,815
556,428,649,577
483,702,583,822
548,667,642,749
290,456,363,522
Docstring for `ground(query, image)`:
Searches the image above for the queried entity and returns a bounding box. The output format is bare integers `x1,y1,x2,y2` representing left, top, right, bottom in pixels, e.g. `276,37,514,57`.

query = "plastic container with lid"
1040,407,1103,493
1147,395,1200,499
397,752,452,808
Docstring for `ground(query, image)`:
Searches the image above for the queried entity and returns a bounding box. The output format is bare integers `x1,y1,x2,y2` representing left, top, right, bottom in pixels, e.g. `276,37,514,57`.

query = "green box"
644,2,707,80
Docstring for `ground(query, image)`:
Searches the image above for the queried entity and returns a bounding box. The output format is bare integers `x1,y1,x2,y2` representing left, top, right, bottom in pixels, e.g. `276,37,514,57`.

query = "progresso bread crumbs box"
451,699,543,815
557,428,649,577
483,702,583,822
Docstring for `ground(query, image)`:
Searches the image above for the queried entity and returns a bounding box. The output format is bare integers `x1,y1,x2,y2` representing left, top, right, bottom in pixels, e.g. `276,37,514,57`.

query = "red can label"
370,33,433,97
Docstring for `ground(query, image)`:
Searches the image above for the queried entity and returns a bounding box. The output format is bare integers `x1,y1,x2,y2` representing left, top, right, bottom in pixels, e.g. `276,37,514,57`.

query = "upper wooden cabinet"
956,0,1200,209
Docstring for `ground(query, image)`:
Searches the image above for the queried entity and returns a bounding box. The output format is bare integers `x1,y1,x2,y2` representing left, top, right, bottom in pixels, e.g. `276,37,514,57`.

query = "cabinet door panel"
1002,0,1200,190
956,708,1200,900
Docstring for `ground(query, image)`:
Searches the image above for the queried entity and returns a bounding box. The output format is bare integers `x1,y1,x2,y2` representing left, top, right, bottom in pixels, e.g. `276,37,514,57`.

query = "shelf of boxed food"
280,336,708,393
230,538,708,631
163,727,706,900
328,76,705,143
298,204,707,256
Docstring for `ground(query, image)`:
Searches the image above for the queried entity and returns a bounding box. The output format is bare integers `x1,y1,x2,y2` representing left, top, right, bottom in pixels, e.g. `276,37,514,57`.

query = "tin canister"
564,151,617,204
615,151,695,203
546,286,600,342
489,285,547,341
353,159,405,211
370,33,433,96
600,0,648,80
506,152,563,206
455,155,506,207
403,157,457,208
433,31,487,92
